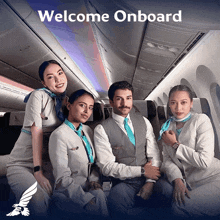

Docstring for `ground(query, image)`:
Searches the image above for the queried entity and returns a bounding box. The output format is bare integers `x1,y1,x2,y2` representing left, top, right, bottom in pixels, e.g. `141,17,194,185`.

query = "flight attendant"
49,89,108,218
159,85,220,218
7,60,68,217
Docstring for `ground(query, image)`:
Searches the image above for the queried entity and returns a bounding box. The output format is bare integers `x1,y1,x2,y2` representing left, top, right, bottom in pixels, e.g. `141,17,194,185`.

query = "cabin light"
147,42,155,48
147,69,153,72
0,112,6,117
169,47,179,53
158,45,167,50
140,66,146,70
155,70,162,73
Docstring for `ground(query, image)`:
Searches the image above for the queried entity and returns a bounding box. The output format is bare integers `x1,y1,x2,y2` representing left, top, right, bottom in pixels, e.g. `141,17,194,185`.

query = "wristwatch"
141,167,145,176
34,165,41,173
172,142,180,149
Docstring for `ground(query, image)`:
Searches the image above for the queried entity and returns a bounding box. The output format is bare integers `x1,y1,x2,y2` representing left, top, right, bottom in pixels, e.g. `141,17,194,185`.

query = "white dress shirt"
94,112,161,181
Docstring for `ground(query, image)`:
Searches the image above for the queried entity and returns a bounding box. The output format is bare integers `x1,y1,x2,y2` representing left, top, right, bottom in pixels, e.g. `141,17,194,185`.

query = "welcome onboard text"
38,10,182,23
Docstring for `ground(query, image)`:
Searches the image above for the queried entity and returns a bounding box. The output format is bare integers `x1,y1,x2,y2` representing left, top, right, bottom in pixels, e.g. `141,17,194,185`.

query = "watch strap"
34,166,41,172
172,142,180,149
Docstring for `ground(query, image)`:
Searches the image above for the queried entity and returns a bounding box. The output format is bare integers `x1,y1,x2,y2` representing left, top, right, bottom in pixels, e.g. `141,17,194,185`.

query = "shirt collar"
112,112,131,125
64,118,82,132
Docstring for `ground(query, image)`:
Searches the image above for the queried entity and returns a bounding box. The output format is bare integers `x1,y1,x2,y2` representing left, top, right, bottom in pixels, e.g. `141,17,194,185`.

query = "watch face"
173,142,179,149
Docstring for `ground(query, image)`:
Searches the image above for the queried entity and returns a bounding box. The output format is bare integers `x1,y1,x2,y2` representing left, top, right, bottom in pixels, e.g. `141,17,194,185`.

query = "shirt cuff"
146,179,156,183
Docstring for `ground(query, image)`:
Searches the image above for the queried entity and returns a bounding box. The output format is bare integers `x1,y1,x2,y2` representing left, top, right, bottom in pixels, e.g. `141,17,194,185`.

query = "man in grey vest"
94,81,161,218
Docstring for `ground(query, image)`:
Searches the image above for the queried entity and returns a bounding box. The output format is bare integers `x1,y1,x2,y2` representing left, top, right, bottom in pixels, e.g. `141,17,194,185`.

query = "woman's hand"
162,130,177,146
34,170,52,195
88,181,103,191
173,178,190,206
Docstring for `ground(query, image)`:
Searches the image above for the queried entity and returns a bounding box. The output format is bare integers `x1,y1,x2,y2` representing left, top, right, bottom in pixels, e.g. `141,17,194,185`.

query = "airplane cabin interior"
0,0,220,217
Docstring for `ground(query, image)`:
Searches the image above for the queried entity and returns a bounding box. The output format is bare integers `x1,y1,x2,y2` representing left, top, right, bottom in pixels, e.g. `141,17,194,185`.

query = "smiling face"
110,89,133,117
42,63,67,95
169,90,193,119
67,94,94,128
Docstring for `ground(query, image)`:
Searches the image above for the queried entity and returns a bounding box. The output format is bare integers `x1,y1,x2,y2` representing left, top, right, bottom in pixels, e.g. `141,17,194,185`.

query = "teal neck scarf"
64,119,94,163
158,112,191,141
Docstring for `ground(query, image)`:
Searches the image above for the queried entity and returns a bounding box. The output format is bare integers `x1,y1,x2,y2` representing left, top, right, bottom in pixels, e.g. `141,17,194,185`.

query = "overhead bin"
86,0,146,56
0,0,99,98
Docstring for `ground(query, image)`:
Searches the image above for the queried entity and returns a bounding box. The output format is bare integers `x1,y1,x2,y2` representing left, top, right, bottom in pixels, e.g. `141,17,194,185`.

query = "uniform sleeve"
23,90,44,129
162,144,184,183
84,126,100,183
49,130,94,207
143,117,161,183
94,124,141,180
176,114,214,169
144,117,161,168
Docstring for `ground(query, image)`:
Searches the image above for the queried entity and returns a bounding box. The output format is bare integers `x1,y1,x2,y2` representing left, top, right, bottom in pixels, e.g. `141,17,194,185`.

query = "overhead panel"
132,22,202,99
86,0,146,56
0,81,27,111
0,61,42,89
94,23,136,83
0,0,99,99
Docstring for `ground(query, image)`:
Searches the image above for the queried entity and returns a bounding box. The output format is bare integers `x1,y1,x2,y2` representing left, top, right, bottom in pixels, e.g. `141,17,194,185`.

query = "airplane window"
210,83,220,122
180,79,197,98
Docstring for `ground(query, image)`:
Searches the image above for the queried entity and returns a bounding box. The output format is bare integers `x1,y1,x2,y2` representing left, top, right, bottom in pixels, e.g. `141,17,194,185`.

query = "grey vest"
102,112,147,166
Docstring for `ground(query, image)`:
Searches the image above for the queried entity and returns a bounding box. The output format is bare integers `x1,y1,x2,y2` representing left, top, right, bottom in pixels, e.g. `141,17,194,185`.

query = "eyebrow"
170,99,188,101
45,68,63,76
78,101,93,106
115,95,132,98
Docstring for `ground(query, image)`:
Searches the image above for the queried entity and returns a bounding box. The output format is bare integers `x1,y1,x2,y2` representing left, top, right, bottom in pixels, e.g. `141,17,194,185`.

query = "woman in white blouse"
7,60,68,217
49,89,108,219
159,85,220,218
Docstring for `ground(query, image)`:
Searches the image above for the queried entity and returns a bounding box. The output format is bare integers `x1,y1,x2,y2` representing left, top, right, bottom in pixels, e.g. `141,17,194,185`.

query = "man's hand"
143,161,160,180
173,178,190,206
137,182,154,200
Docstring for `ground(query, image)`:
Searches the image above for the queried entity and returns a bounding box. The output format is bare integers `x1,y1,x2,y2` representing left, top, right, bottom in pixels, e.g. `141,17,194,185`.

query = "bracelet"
34,166,41,172
172,142,180,149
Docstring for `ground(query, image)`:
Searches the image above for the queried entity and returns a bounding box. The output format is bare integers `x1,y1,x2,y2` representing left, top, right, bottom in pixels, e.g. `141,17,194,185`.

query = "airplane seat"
157,105,166,161
133,100,148,118
147,101,160,140
85,103,104,130
0,112,24,178
133,100,163,161
157,105,167,128
0,112,21,156
104,107,110,119
192,98,220,158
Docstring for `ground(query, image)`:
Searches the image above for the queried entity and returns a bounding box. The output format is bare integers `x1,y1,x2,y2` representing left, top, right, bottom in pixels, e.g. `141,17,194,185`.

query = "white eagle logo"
6,181,37,217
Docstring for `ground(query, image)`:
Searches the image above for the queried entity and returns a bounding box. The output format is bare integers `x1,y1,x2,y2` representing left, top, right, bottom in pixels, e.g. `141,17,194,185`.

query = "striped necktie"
124,117,135,146
65,119,94,163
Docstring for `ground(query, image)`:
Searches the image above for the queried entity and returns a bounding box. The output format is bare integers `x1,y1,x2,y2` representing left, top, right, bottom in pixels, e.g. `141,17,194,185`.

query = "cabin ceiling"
85,0,220,100
0,0,220,112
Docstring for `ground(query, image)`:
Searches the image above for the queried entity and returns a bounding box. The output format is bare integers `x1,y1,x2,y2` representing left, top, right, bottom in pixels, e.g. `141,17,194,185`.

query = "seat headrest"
147,101,156,119
9,111,25,126
192,98,211,117
93,103,104,121
157,106,166,120
133,100,148,118
192,98,203,113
